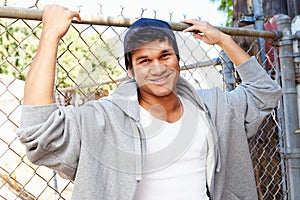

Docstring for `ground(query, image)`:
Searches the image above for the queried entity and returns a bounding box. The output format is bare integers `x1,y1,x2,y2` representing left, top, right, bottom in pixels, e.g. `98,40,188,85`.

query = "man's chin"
152,89,176,97
139,84,177,97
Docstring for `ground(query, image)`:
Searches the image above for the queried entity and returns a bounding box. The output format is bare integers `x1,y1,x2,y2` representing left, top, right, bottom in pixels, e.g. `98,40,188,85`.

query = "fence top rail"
0,6,282,40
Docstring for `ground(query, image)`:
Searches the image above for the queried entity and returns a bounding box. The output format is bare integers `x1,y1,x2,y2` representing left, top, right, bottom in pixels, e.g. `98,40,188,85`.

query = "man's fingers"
44,4,81,22
180,19,198,25
181,22,205,35
182,25,195,33
71,11,81,22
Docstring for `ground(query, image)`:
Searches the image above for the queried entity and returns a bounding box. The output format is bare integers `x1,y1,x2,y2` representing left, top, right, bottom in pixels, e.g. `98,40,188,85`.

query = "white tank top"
135,96,210,200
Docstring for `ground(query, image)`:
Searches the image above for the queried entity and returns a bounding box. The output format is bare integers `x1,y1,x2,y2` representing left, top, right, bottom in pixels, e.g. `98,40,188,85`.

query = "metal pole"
0,6,282,40
53,170,58,200
287,0,300,20
219,51,235,91
253,0,266,69
276,14,300,200
274,44,288,200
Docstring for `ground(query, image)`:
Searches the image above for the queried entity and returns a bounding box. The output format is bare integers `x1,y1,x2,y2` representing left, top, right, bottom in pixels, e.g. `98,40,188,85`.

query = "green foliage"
0,19,122,93
55,26,122,90
0,19,40,80
210,0,233,27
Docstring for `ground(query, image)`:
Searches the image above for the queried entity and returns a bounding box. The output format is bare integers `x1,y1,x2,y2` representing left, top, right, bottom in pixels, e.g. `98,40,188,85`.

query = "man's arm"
181,19,250,66
23,5,81,105
182,19,282,138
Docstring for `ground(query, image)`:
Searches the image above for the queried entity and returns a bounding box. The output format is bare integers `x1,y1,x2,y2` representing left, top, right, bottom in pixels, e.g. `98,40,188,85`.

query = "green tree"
0,19,122,93
0,19,41,80
210,0,233,27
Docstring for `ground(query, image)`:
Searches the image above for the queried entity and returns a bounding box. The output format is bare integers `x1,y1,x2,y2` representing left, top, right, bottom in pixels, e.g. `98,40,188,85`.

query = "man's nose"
150,60,166,75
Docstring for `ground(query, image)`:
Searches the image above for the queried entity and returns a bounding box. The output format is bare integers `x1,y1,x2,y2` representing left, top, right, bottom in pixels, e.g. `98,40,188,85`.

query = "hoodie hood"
102,76,208,121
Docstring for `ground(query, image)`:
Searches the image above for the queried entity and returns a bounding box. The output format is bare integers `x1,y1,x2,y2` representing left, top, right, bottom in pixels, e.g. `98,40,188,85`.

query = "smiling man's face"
130,39,180,99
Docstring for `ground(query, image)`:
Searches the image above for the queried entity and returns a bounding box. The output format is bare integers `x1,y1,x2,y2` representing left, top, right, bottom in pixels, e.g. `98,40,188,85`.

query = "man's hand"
42,4,81,41
181,19,231,48
181,19,250,66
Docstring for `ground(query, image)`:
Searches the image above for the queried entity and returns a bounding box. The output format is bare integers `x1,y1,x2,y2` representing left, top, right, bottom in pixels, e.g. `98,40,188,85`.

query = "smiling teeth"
151,75,169,82
152,77,166,82
156,77,166,82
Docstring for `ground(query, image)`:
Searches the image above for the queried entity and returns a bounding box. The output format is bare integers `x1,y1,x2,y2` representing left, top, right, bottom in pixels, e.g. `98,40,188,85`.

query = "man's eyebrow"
133,48,173,62
161,48,173,54
135,55,149,62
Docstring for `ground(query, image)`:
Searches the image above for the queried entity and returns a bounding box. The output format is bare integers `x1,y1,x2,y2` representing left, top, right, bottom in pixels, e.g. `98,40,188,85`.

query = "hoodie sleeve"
226,56,282,137
16,103,83,180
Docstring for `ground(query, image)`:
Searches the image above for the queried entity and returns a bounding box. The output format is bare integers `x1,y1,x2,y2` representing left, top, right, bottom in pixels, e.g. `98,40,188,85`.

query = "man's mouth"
148,74,171,83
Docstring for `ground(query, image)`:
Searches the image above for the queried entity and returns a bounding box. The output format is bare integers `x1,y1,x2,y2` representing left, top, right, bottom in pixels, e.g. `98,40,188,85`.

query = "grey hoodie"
17,57,282,200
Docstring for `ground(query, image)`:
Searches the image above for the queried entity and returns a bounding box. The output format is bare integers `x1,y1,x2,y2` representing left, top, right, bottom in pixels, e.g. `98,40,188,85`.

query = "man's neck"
138,92,183,123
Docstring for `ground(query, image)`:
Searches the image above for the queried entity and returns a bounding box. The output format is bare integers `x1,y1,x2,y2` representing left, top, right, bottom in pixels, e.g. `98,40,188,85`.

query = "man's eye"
162,53,171,58
139,59,149,64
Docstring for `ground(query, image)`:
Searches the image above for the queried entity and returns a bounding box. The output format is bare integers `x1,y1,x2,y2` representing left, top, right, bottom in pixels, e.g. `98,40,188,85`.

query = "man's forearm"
23,32,60,105
218,34,250,66
23,5,81,106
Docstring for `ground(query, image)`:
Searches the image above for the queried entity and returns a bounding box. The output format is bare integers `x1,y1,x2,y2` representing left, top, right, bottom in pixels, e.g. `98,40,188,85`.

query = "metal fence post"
253,0,266,69
276,14,300,200
219,50,235,91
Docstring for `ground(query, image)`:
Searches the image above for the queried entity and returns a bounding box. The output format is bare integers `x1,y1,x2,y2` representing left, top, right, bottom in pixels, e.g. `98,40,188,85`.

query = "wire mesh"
0,1,286,200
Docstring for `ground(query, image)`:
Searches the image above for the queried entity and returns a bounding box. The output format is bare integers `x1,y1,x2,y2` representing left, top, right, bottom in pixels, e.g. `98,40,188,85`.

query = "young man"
17,4,282,200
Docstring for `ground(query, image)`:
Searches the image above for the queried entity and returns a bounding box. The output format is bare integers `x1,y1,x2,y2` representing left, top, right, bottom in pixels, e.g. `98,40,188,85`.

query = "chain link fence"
0,1,289,200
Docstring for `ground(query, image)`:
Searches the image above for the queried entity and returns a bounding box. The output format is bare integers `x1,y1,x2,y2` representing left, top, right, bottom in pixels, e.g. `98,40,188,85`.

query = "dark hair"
124,18,180,70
